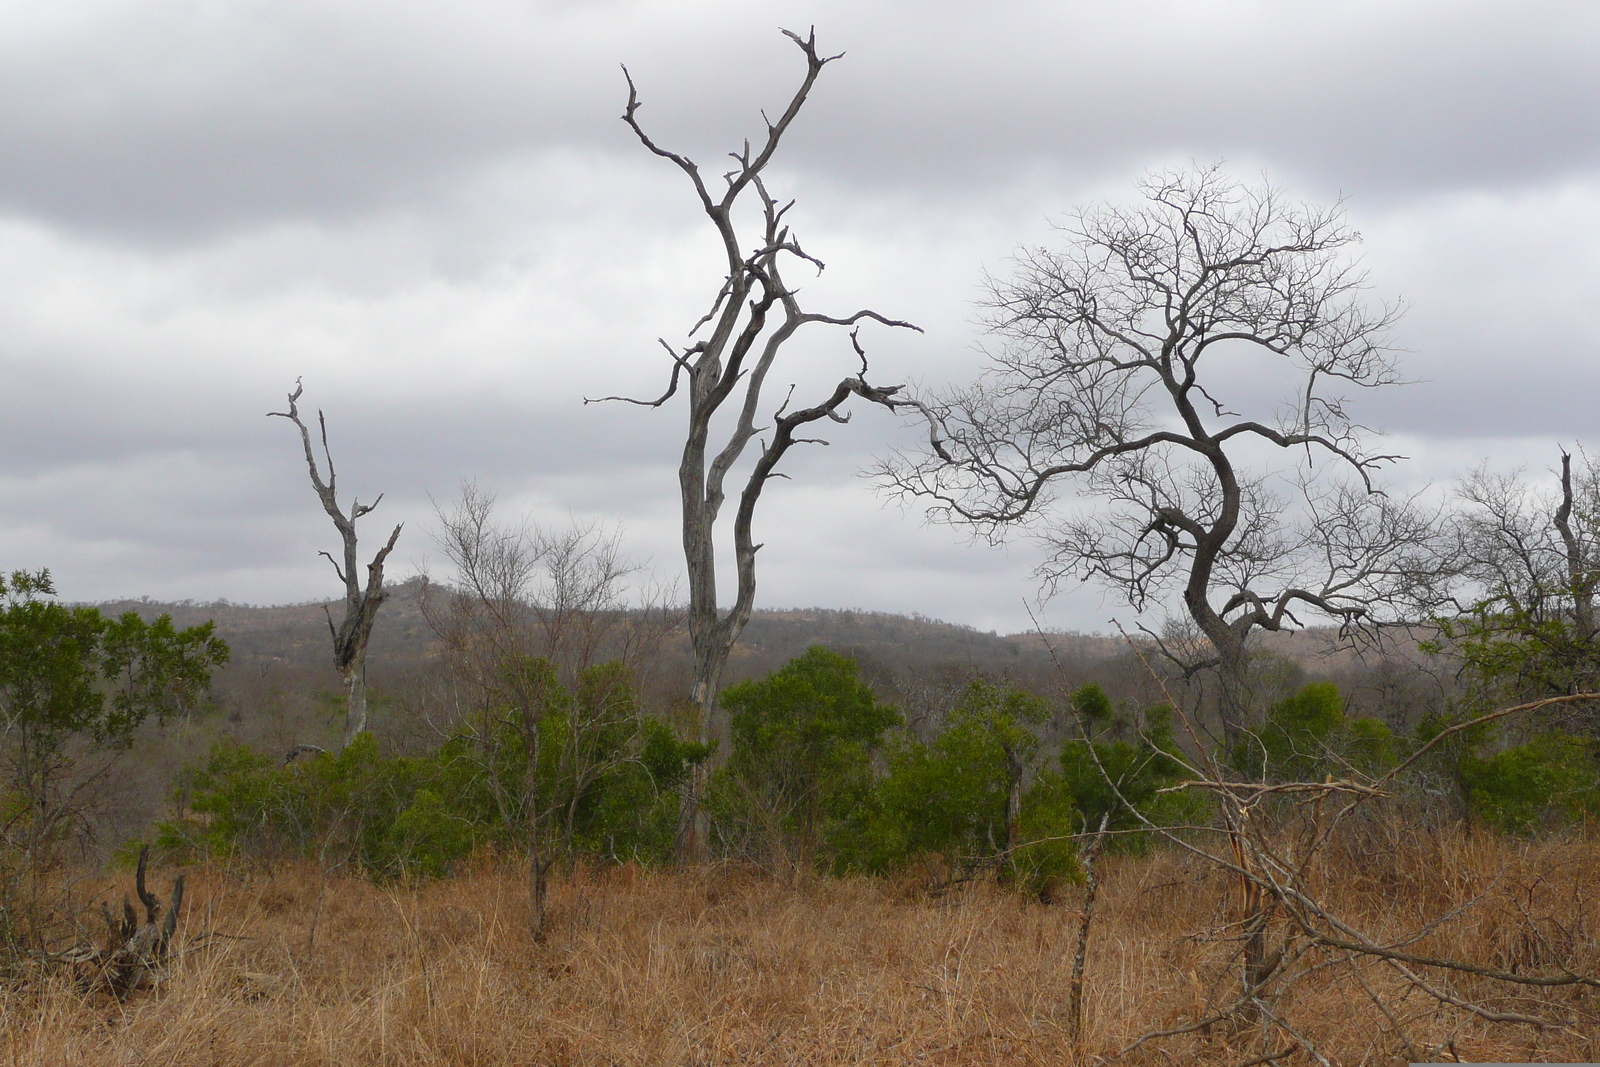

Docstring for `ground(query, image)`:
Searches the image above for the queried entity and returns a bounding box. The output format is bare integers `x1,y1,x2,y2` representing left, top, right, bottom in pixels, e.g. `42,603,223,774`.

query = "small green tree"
707,647,899,876
0,569,228,857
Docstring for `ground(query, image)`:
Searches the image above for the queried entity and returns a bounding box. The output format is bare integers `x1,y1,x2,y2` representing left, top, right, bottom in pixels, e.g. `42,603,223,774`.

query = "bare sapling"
423,484,679,938
270,381,402,750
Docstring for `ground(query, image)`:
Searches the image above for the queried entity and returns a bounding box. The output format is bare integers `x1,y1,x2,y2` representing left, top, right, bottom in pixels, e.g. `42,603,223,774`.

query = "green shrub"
835,680,1076,892
1460,733,1600,833
706,647,899,873
156,661,701,878
1233,682,1395,782
1058,695,1206,850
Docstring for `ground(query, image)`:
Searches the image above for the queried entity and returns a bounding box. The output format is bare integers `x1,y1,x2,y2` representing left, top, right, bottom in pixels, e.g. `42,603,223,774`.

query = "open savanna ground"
5,826,1598,1066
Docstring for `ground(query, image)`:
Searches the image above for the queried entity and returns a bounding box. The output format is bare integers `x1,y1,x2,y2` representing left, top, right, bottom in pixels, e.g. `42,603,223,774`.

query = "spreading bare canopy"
884,167,1441,699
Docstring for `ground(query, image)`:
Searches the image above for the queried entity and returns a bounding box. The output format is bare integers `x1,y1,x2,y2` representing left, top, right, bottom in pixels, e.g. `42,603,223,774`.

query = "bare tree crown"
884,167,1440,732
593,27,921,857
594,36,918,708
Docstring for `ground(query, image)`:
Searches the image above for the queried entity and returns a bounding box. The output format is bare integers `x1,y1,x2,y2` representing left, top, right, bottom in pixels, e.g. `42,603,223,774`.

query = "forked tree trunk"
270,382,402,751
603,32,918,864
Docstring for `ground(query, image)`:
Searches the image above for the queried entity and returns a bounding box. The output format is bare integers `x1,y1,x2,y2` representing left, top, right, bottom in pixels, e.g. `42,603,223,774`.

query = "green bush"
156,661,702,879
158,734,448,876
834,680,1077,892
1057,693,1206,850
706,647,899,873
1233,682,1395,782
1460,733,1600,833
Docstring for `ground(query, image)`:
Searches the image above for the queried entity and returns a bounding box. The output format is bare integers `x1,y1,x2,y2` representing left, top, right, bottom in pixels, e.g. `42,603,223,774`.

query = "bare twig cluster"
1085,635,1600,1063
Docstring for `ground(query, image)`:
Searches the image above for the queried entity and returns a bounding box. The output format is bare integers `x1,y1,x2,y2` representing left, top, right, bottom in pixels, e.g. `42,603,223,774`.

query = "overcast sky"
1,0,1596,633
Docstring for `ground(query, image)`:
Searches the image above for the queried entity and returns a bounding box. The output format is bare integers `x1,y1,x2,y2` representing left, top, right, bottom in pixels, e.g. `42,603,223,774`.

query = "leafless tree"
592,28,920,858
883,166,1444,746
422,483,678,937
269,381,402,750
1438,447,1600,701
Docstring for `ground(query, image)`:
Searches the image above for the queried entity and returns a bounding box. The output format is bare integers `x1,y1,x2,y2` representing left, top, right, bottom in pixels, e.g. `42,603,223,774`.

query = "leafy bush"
1057,692,1206,850
1460,733,1600,832
1233,682,1396,782
706,647,899,874
1410,716,1600,835
157,661,702,879
835,680,1076,892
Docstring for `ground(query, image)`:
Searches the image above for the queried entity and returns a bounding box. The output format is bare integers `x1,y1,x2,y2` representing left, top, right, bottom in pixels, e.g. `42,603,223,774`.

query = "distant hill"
90,579,1414,729
92,579,1127,683
91,579,1407,697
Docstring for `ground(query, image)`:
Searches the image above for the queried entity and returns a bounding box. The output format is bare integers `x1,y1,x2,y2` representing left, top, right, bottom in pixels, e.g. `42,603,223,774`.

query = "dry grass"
4,828,1599,1065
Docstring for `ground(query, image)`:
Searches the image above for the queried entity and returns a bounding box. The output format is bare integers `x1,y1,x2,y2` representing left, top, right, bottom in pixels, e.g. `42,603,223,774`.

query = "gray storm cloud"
0,0,1596,631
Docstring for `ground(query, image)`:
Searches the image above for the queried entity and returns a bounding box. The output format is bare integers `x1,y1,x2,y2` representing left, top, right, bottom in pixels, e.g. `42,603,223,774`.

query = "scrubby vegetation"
3,829,1598,1066
7,554,1600,1065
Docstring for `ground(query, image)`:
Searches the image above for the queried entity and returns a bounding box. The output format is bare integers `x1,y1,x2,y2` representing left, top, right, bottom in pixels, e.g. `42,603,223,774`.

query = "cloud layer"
1,0,1596,632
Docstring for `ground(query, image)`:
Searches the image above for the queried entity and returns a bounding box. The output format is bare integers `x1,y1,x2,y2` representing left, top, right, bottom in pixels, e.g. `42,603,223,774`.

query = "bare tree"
884,167,1442,746
593,28,919,857
269,381,402,750
423,483,679,938
1438,447,1600,701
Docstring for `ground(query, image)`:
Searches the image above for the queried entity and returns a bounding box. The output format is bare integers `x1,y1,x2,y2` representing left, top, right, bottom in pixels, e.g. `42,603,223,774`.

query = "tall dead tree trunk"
593,29,919,861
1554,449,1598,646
270,381,402,750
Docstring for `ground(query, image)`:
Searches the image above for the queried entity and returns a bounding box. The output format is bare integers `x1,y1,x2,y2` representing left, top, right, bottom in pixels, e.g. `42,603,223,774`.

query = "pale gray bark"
1554,449,1598,643
595,29,919,859
269,381,402,750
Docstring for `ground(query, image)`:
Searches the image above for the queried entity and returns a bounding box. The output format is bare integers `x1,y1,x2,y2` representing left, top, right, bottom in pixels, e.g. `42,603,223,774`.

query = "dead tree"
592,28,919,859
883,167,1443,747
65,846,185,997
270,381,402,749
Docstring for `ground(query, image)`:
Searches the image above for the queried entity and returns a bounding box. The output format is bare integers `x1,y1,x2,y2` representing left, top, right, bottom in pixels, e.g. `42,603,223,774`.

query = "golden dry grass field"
5,828,1599,1066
